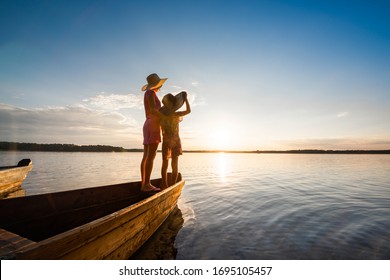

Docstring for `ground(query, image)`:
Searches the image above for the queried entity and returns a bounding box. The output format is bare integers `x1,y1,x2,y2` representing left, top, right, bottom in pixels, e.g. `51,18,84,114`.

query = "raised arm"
174,96,191,117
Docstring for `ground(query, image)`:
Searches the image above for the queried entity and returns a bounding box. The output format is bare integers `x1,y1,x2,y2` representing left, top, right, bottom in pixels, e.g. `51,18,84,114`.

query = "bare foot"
141,184,161,192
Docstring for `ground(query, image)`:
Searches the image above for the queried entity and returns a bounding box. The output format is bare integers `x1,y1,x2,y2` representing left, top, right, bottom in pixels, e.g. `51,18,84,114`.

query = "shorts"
162,136,182,159
143,118,161,145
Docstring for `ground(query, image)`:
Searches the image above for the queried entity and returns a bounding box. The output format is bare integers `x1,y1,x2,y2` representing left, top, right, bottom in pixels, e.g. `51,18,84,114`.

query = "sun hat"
141,73,168,91
160,91,187,115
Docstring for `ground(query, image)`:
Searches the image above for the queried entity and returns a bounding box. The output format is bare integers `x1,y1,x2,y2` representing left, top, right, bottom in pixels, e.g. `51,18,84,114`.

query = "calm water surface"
1,151,389,259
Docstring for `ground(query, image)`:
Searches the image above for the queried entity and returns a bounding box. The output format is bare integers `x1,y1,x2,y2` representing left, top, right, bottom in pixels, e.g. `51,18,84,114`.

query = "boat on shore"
0,159,32,199
0,174,185,259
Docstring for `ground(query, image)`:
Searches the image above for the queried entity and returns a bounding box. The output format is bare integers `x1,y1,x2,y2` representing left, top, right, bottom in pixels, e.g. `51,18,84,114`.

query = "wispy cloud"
189,93,206,107
170,80,199,91
0,103,141,147
170,85,183,91
0,89,202,148
337,112,349,118
83,93,143,110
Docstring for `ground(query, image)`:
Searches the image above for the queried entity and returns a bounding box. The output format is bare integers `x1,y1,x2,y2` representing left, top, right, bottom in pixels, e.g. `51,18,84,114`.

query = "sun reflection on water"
216,152,229,181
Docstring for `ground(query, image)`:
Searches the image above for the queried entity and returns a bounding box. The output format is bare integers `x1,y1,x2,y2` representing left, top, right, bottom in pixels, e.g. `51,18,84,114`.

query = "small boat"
0,159,32,199
0,174,185,259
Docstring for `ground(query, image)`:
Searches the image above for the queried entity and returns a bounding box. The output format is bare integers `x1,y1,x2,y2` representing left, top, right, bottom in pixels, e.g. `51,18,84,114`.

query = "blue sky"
1,0,389,150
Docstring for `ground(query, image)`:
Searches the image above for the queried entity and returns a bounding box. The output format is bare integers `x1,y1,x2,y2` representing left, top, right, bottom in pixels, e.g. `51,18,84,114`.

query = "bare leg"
141,143,160,192
171,156,179,185
140,145,148,187
161,158,169,189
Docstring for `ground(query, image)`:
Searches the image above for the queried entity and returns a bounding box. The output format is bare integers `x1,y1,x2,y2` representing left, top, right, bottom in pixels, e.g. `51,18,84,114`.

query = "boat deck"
0,229,35,259
0,174,184,259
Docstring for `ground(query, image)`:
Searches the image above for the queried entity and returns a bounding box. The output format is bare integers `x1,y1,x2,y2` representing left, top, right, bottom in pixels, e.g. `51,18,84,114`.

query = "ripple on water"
1,152,389,259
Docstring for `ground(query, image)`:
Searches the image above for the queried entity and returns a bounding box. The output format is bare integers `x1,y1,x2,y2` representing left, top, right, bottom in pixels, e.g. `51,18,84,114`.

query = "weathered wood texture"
0,174,184,260
0,229,35,258
0,159,32,198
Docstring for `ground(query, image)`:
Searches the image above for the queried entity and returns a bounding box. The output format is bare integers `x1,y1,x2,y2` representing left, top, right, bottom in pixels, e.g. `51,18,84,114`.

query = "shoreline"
1,142,389,154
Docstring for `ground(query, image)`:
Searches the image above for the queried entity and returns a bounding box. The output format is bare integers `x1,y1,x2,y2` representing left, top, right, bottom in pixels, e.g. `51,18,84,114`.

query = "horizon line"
1,142,390,154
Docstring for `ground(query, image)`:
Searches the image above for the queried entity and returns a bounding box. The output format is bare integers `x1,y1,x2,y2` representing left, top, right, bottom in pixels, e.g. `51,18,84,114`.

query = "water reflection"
131,206,184,260
178,153,390,259
216,152,229,181
1,152,389,259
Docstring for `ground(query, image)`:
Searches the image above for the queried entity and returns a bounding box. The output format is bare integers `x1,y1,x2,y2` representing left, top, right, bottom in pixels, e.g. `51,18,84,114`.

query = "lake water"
1,151,389,259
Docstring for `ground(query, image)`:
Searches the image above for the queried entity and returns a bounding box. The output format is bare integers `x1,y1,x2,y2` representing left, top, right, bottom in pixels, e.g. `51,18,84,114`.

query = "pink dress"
143,90,161,145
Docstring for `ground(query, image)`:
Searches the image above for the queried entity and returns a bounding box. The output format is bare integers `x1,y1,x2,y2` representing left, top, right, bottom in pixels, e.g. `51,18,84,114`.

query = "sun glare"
211,129,232,151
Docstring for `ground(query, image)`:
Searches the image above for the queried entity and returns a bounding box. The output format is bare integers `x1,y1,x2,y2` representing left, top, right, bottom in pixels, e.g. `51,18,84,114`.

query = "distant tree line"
255,149,390,154
1,141,388,154
0,142,131,152
183,149,390,154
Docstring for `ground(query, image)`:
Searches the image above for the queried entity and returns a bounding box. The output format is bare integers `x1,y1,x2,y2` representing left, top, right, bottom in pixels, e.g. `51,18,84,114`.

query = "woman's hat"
160,91,187,115
141,73,167,91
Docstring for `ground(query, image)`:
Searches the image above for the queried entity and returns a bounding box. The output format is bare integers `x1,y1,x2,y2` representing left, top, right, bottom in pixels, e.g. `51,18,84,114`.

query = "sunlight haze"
1,0,389,150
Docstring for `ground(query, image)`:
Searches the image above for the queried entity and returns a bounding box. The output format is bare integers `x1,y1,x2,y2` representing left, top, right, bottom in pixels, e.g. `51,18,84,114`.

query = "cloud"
189,92,206,107
0,88,202,148
170,85,183,91
83,93,143,110
170,80,199,91
276,137,390,150
0,103,142,147
337,112,349,118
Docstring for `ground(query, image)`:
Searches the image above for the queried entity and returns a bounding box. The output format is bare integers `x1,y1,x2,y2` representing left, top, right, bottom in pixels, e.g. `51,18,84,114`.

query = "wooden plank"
0,229,35,259
4,189,26,199
63,198,176,259
1,181,136,212
0,165,32,182
0,181,23,195
104,204,175,259
70,185,182,259
0,163,32,198
15,180,184,259
60,183,181,260
1,195,143,242
0,173,177,226
0,181,141,230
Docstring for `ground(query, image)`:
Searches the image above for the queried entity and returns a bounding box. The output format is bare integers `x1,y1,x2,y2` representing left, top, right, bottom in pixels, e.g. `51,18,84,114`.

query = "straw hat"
160,91,187,115
141,73,167,91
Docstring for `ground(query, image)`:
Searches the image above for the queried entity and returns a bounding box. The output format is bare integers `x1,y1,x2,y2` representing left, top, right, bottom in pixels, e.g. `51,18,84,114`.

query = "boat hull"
0,176,185,259
0,159,32,198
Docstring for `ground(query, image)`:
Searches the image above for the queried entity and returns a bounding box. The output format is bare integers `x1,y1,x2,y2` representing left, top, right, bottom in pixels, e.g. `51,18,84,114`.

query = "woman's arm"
147,92,164,118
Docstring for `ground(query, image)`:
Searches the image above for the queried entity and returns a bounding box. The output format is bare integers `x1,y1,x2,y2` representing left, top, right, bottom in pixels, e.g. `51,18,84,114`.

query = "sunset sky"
1,0,389,150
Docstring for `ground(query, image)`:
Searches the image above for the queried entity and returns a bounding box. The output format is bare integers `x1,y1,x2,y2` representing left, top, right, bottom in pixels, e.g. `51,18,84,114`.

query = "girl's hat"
141,73,167,91
160,91,187,115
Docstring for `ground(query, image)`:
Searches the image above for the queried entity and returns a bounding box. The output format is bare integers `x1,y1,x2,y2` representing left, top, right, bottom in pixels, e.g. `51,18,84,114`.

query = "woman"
140,73,167,192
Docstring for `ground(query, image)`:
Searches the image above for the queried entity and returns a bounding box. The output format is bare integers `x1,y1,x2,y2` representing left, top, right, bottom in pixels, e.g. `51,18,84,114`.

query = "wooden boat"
0,159,32,199
0,174,185,259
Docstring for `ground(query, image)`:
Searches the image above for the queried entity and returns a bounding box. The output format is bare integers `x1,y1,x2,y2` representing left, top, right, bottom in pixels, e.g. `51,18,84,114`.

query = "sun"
211,129,232,151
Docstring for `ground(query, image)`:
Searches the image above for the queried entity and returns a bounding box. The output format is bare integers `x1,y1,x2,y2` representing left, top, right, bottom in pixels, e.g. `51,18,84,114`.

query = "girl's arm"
174,98,191,117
